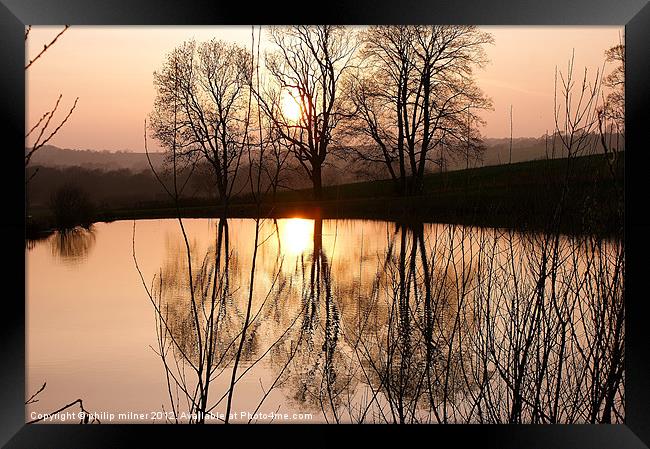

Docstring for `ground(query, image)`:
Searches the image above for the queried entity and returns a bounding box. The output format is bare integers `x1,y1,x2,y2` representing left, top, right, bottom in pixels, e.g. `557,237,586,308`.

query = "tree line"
148,25,494,207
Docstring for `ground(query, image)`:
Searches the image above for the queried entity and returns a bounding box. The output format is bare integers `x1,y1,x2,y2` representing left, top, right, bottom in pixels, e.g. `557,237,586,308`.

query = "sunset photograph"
24,24,624,425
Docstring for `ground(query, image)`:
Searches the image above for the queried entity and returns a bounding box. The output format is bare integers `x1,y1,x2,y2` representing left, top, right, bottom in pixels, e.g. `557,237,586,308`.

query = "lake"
26,218,624,423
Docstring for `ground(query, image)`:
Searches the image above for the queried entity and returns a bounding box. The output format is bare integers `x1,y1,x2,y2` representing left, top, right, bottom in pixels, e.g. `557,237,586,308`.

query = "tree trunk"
312,163,323,200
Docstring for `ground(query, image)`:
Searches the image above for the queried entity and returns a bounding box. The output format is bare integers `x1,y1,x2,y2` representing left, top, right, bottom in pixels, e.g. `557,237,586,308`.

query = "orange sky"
26,26,623,152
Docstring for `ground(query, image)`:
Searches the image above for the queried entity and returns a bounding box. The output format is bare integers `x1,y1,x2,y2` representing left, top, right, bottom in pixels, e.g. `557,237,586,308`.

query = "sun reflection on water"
280,218,313,256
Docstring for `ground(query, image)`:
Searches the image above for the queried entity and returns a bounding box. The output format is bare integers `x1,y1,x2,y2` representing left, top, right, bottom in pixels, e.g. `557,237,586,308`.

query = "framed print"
2,0,649,447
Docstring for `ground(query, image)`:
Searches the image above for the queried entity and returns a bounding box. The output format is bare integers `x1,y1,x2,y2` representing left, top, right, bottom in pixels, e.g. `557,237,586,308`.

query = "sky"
26,26,623,152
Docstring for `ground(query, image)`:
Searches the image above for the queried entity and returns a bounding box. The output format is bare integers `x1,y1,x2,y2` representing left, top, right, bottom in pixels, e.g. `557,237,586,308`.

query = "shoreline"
27,152,624,239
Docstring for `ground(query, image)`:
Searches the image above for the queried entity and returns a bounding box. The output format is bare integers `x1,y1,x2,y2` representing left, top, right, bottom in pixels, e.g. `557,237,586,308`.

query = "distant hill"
480,134,624,167
26,146,166,172
26,135,623,212
26,134,623,174
27,152,624,237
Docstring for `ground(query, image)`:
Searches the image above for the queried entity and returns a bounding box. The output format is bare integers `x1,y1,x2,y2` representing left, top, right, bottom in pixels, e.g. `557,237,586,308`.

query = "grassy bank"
28,152,624,237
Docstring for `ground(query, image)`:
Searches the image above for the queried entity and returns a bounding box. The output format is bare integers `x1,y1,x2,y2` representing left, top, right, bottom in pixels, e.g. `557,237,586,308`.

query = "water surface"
26,218,624,423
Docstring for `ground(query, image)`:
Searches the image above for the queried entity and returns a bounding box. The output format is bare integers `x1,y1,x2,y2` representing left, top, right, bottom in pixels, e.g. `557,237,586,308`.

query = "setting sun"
281,91,302,123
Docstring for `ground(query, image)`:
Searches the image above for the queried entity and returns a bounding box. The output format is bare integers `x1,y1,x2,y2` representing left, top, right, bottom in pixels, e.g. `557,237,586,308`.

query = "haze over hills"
27,134,623,173
26,134,623,211
26,145,166,172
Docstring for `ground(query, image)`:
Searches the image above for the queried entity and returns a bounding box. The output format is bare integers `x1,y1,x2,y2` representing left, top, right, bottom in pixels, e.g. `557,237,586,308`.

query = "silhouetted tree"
150,39,253,211
601,39,625,133
49,183,95,229
596,40,624,218
260,26,357,200
242,87,293,202
25,26,78,181
346,26,492,195
258,105,292,201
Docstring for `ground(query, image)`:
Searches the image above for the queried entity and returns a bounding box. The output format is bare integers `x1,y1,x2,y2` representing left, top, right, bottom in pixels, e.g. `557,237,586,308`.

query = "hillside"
39,151,620,237
26,146,166,172
26,133,623,175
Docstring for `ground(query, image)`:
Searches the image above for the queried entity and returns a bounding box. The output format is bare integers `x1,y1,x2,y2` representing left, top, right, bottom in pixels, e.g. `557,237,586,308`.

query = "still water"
26,218,624,423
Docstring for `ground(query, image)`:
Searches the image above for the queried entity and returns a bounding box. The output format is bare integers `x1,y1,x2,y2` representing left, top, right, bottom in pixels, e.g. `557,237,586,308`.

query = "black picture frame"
2,0,649,447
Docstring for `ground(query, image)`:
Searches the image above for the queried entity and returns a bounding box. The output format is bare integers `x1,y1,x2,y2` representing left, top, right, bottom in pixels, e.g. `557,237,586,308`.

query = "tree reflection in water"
137,218,624,424
49,226,96,265
281,218,354,423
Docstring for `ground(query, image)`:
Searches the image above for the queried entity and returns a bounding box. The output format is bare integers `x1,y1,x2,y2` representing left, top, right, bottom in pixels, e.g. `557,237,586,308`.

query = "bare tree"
553,52,603,162
149,39,253,213
259,113,292,201
601,38,624,133
596,38,625,188
25,25,79,181
346,25,492,195
26,382,100,424
260,25,357,200
245,88,293,201
137,27,309,425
